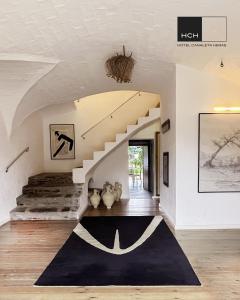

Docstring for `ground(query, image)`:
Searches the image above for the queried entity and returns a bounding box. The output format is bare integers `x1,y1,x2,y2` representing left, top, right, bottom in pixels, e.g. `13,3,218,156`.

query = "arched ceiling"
0,54,58,135
1,0,240,134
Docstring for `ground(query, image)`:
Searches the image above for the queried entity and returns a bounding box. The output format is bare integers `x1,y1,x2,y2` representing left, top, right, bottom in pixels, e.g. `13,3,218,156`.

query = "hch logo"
178,17,202,41
180,33,199,39
177,16,227,42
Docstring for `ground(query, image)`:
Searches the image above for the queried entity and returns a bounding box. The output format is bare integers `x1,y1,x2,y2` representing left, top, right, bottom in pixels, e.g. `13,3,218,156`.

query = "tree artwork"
203,129,240,168
198,114,240,192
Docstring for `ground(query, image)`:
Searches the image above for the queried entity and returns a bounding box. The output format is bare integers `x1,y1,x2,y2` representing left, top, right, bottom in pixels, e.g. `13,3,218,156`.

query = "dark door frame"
129,139,154,192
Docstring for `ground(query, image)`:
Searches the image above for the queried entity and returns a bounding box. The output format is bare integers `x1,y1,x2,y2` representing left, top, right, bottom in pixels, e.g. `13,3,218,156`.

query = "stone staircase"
10,173,83,220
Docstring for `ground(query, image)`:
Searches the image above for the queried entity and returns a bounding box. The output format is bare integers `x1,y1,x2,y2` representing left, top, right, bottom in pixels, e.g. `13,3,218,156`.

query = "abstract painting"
198,113,240,192
50,124,75,160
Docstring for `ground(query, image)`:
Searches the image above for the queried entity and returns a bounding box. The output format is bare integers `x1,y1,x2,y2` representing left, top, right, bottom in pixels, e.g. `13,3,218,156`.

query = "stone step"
16,194,80,207
12,171,83,220
10,206,79,220
22,184,83,197
28,172,73,187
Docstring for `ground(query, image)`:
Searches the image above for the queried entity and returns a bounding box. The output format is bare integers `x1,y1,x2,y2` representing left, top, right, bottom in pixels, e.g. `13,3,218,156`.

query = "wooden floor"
0,199,240,300
84,198,160,216
129,185,153,200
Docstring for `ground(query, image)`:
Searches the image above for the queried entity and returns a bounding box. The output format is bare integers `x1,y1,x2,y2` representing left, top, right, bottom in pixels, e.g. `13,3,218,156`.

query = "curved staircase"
73,106,160,184
10,104,160,220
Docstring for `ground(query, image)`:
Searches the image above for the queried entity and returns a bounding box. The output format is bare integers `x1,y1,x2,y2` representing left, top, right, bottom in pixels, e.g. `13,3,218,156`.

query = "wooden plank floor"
84,198,161,216
0,199,240,300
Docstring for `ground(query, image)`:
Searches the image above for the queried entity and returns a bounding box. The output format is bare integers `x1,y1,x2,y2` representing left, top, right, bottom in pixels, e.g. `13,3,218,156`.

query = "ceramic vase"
101,181,111,198
102,185,115,209
89,189,101,209
113,187,118,201
115,182,122,201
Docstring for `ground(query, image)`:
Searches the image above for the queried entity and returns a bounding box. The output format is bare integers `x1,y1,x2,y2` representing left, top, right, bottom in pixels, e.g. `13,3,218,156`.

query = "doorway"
128,140,154,199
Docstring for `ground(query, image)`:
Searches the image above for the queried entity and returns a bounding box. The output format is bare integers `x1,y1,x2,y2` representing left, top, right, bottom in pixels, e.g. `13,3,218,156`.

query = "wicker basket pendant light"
105,45,135,83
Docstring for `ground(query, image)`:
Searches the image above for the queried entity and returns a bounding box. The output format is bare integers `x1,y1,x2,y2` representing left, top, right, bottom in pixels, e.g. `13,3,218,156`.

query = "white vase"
102,186,115,209
101,181,112,198
90,189,101,209
115,182,122,201
113,187,118,201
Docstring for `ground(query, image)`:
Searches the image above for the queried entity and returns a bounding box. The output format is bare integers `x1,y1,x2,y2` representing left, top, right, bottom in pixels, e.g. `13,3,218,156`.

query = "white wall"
91,122,161,199
159,69,176,226
131,121,160,140
91,142,129,199
0,112,44,225
176,65,240,229
42,91,159,172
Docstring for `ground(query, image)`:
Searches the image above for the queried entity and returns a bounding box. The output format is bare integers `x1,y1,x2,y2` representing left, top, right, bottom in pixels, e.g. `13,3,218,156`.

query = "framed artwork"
155,132,160,195
163,152,169,187
161,119,170,134
198,113,240,193
50,124,75,160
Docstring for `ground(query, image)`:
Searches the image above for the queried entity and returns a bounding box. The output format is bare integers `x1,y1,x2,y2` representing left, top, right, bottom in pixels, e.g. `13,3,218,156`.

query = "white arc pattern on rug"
73,216,163,255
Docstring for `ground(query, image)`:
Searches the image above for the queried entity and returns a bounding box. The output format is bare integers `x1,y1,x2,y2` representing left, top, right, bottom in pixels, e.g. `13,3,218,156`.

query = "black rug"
35,216,200,286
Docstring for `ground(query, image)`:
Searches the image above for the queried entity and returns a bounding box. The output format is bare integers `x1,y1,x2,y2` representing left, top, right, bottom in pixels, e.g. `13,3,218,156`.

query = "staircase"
10,104,160,220
10,173,83,220
73,106,160,184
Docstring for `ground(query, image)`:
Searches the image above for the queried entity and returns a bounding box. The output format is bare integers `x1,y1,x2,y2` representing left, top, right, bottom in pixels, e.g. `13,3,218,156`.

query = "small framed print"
50,124,75,160
163,152,169,187
161,119,170,134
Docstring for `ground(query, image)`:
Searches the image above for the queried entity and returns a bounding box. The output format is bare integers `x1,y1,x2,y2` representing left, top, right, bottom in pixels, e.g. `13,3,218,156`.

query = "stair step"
93,151,105,160
127,124,137,133
149,107,160,117
28,172,73,187
16,194,80,207
137,116,148,125
104,142,116,151
116,133,127,142
22,184,83,196
83,159,94,169
10,206,79,220
72,168,85,184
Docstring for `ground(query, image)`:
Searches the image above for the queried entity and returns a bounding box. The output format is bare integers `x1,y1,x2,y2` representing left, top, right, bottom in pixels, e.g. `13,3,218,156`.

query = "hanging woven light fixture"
105,45,135,83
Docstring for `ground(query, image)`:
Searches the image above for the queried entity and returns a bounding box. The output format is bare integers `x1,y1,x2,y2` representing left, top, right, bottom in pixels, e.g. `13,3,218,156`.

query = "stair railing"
5,147,29,173
81,91,141,139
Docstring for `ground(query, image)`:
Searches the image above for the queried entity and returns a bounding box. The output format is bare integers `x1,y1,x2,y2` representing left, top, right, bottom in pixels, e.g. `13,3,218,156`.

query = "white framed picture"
198,113,240,192
50,124,75,160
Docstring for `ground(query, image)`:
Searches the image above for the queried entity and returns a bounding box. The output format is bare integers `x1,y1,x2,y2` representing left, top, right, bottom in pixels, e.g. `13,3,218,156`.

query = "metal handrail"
5,147,29,173
81,91,141,139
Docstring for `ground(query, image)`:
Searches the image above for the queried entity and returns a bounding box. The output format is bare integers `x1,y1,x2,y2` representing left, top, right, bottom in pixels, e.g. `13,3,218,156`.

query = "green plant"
128,146,143,177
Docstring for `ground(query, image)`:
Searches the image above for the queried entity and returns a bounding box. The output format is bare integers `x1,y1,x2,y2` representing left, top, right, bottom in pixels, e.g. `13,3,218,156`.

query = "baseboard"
175,224,240,230
0,217,10,228
159,205,176,231
159,206,240,230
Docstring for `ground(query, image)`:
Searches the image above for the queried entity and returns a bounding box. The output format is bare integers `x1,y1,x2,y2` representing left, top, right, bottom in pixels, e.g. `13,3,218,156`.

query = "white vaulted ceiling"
1,0,240,134
0,54,58,135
